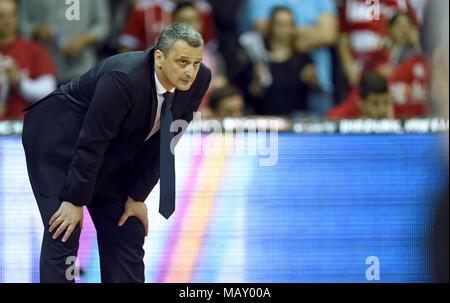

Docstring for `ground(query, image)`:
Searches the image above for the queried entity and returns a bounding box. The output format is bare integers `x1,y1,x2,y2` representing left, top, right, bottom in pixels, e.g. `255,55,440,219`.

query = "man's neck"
154,63,175,92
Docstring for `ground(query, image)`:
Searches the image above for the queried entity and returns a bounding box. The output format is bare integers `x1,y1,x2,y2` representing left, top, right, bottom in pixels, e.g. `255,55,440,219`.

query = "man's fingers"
117,213,129,227
52,221,69,240
135,210,149,237
49,210,61,226
62,224,75,243
49,216,64,233
142,215,149,237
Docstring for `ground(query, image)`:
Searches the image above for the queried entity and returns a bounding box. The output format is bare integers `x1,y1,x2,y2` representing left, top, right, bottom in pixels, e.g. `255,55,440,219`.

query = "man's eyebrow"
178,56,203,61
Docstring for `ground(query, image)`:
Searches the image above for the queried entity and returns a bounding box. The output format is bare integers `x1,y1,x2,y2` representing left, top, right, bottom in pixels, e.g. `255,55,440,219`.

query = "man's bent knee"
40,225,81,283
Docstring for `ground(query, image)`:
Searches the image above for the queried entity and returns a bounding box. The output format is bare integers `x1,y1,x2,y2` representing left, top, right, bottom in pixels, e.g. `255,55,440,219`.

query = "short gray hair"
156,23,204,56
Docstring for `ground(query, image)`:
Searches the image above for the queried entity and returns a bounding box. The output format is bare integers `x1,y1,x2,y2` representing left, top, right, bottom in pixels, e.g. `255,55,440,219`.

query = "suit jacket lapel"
141,48,158,143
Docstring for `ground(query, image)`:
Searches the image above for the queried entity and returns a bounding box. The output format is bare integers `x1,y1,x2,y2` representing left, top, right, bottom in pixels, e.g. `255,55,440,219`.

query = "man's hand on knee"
49,201,84,242
118,196,149,237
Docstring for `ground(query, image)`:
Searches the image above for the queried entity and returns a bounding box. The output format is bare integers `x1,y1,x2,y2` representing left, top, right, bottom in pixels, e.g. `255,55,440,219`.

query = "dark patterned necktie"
159,92,175,219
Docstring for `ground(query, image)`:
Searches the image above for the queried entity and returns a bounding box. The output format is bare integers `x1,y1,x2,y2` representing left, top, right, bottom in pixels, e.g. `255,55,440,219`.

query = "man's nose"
186,64,194,77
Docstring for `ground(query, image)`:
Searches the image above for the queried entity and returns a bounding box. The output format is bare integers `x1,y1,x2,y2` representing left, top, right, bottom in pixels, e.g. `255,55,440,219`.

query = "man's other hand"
118,197,149,236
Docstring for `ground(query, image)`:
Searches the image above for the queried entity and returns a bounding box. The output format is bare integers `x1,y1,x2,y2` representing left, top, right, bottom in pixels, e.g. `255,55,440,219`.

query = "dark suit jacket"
23,47,211,206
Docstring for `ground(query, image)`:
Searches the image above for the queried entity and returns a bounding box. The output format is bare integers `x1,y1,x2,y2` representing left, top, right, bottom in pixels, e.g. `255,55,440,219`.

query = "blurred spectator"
97,0,134,59
241,7,318,117
0,0,56,121
119,0,173,51
372,11,430,118
208,0,243,81
173,1,202,35
329,11,430,119
430,37,449,120
18,0,110,85
119,0,216,52
170,0,217,48
326,73,394,119
245,0,338,115
209,85,244,119
172,1,227,111
337,0,420,88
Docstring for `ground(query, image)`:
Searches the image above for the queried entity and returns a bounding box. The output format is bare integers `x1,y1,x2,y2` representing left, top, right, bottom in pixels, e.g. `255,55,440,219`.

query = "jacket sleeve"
127,68,212,202
60,71,135,206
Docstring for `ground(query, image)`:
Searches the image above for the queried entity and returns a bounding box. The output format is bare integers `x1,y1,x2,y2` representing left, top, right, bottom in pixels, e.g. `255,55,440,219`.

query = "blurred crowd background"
0,0,448,122
0,0,448,283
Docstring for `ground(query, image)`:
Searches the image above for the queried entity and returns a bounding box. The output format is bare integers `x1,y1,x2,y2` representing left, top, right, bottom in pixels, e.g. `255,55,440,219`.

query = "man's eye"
180,60,186,65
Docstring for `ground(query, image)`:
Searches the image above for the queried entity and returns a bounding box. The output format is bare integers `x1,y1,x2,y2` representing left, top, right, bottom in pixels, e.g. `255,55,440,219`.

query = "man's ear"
154,50,164,68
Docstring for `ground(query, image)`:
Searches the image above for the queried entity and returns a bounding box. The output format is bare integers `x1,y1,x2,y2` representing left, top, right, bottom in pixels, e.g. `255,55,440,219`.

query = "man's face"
360,92,393,119
0,0,17,38
155,40,203,91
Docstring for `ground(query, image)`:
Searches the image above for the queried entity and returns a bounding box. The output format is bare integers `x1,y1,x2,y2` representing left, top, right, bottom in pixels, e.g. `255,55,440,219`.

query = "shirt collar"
154,71,175,95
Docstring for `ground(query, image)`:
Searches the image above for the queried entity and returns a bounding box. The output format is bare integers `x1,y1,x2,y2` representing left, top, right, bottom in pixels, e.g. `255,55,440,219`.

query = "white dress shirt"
145,72,176,141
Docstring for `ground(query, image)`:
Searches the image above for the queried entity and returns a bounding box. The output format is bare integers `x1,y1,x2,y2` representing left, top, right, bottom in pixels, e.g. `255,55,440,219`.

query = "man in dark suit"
21,23,211,283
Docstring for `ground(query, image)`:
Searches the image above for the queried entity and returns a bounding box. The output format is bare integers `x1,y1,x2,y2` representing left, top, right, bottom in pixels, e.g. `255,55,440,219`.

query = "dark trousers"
22,95,145,283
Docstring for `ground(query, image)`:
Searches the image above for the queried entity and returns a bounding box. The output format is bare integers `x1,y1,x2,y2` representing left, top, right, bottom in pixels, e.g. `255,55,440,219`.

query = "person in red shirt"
119,0,216,52
337,0,420,87
329,10,430,119
327,59,429,120
0,0,56,121
327,72,394,119
376,11,430,118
